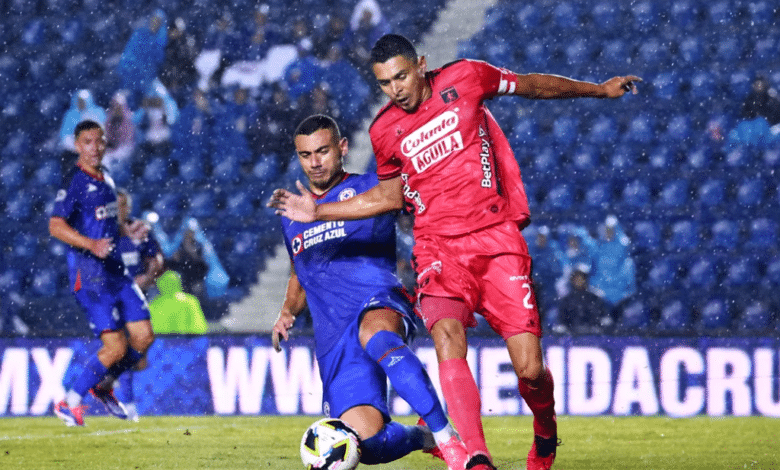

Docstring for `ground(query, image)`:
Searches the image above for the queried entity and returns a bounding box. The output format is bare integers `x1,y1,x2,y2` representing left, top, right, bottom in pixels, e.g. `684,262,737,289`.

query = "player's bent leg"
341,405,428,465
506,333,558,470
125,319,155,354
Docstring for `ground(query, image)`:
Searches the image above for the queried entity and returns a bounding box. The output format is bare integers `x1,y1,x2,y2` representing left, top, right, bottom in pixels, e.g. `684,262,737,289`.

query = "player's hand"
90,238,114,258
267,181,317,223
272,310,296,352
601,75,642,98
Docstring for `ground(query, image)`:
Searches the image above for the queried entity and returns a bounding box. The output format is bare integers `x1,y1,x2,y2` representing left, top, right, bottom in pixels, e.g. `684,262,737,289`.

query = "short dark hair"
370,34,418,65
294,114,341,142
74,120,103,139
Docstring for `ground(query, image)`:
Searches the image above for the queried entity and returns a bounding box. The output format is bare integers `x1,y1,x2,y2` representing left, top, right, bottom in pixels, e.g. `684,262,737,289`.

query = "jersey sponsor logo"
401,111,459,157
440,86,459,103
293,221,348,256
87,184,98,192
94,201,119,220
401,173,426,214
410,132,464,174
478,126,494,188
338,188,356,201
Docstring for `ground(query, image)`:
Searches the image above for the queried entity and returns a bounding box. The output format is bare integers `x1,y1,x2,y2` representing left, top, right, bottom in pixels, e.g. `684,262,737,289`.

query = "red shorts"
412,221,542,339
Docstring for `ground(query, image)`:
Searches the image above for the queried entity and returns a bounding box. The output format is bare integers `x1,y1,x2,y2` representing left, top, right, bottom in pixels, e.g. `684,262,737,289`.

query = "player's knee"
516,359,544,383
430,319,468,359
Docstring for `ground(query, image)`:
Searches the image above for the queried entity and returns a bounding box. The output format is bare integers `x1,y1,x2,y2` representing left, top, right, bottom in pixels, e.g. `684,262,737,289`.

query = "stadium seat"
552,2,581,29
738,301,773,332
706,1,736,27
747,1,773,27
666,220,699,253
212,155,241,183
723,146,755,169
695,178,726,210
615,297,652,332
152,193,184,221
722,257,760,291
677,36,705,67
714,35,744,63
648,146,674,171
142,157,170,184
729,70,753,100
663,114,692,142
565,38,593,68
511,118,539,148
600,39,628,65
684,255,720,291
688,71,718,101
686,145,714,171
532,147,560,173
735,177,765,208
697,297,734,332
187,190,218,219
620,178,651,209
251,153,281,184
656,179,690,210
709,219,740,251
29,267,59,297
745,218,778,250
585,115,618,146
637,37,668,68
21,18,48,47
178,156,206,185
515,4,543,30
753,38,776,64
523,40,548,68
590,2,620,33
631,1,659,33
1,159,27,192
656,297,693,333
552,116,579,149
225,190,255,218
583,181,613,210
646,256,679,292
624,114,656,145
5,193,34,222
652,71,682,101
631,220,662,252
570,145,601,172
763,148,780,167
543,183,574,212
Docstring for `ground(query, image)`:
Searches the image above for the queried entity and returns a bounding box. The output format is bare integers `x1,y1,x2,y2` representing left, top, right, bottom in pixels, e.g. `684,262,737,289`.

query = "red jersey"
370,59,531,237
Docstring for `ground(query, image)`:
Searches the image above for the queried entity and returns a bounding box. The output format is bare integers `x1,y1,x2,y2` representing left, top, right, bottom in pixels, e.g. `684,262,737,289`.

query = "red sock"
439,358,490,458
518,366,557,438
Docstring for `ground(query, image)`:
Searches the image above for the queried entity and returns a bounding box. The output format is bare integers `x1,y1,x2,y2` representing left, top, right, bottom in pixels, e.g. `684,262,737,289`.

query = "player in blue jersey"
272,115,468,469
107,188,165,421
49,120,155,426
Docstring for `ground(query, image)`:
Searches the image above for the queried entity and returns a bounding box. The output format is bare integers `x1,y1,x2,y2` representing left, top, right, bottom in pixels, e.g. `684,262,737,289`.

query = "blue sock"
365,330,449,433
105,349,143,380
114,371,134,403
72,355,108,396
360,421,427,464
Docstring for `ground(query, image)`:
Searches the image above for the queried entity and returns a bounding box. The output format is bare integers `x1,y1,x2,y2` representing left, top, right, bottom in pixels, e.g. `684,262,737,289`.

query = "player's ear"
418,56,427,77
339,137,349,159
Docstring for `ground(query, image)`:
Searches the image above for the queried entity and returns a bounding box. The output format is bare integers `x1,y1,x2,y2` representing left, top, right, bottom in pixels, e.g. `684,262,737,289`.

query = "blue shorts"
74,276,150,337
318,288,415,421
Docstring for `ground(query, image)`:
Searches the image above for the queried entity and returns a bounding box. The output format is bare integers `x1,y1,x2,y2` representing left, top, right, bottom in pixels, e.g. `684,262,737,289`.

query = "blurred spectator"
742,75,780,126
149,270,208,334
171,87,214,165
103,91,136,179
345,0,390,84
313,14,348,60
211,86,257,166
527,225,567,313
589,215,637,307
247,83,298,164
196,9,242,90
117,9,168,108
137,79,180,159
555,264,612,335
725,116,779,150
283,38,326,102
59,89,107,153
555,225,597,298
160,16,199,105
321,44,371,131
240,3,282,61
166,227,209,303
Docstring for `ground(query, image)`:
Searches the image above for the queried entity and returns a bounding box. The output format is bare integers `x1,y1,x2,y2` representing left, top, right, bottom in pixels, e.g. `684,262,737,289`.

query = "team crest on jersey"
291,234,304,256
55,189,67,202
338,188,356,201
440,86,459,103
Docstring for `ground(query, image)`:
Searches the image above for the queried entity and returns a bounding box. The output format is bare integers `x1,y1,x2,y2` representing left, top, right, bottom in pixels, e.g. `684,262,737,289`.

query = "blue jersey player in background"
49,120,155,426
271,115,468,469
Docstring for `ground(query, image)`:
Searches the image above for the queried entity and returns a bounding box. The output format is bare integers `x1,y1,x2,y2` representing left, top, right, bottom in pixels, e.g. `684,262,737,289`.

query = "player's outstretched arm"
272,265,306,352
268,177,404,223
513,73,642,99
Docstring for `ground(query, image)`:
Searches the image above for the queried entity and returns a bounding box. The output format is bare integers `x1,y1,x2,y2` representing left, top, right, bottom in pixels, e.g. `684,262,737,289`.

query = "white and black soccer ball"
300,418,361,470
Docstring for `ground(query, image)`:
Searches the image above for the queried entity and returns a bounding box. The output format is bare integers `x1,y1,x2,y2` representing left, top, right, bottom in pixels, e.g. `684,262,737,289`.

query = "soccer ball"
300,418,361,470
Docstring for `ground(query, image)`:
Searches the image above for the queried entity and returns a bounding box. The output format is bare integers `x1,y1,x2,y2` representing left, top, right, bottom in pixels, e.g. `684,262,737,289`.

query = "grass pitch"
0,415,776,469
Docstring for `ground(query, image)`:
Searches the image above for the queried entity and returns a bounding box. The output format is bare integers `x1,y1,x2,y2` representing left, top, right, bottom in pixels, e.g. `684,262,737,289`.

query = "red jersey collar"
77,162,105,181
311,172,350,200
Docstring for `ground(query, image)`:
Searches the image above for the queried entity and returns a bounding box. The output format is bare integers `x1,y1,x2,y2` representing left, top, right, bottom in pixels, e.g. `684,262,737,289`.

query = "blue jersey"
282,173,403,358
51,164,127,291
117,221,162,278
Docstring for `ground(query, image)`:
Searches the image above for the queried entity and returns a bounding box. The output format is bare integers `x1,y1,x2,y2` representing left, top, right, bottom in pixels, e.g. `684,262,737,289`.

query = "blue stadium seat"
684,255,720,291
735,177,766,209
515,4,543,30
747,1,774,27
1,160,27,192
738,301,772,331
706,1,736,27
31,159,62,187
763,148,780,167
637,37,668,67
745,218,777,250
600,39,628,65
729,70,753,100
570,145,601,172
565,38,592,68
670,0,701,28
666,220,699,253
631,1,659,34
532,147,560,173
552,116,579,149
590,2,620,32
624,114,656,145
142,157,170,184
753,37,776,64
212,155,241,184
583,181,613,210
620,178,651,209
697,297,733,331
656,179,690,210
663,114,692,142
631,220,662,252
251,153,281,184
5,193,34,222
152,193,184,221
178,156,206,185
688,71,719,101
648,146,673,171
511,118,539,147
646,256,679,292
677,36,705,67
29,267,59,297
653,71,682,101
656,297,693,333
586,115,618,146
187,190,218,219
543,183,574,212
714,35,744,63
615,297,652,332
723,146,755,169
225,190,255,218
21,18,48,47
709,219,740,251
695,178,726,210
722,257,760,291
552,2,581,29
523,40,548,68
686,145,714,170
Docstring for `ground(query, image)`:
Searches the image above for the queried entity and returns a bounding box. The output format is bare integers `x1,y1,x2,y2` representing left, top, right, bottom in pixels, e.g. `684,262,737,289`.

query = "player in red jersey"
270,34,640,470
